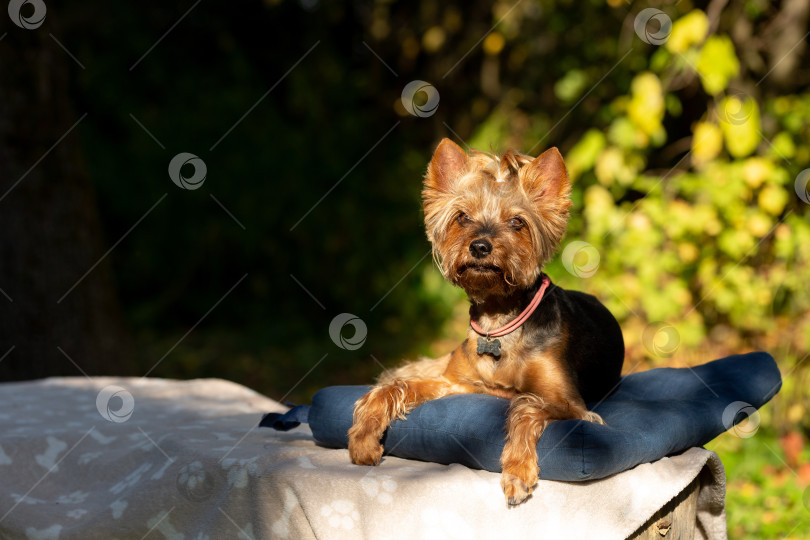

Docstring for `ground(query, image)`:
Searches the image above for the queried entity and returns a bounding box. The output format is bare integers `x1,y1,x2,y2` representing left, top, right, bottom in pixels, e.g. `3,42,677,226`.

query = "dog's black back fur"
522,275,625,402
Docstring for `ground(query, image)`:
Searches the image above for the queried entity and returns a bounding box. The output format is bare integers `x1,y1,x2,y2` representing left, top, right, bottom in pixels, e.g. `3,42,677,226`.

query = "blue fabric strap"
260,405,311,431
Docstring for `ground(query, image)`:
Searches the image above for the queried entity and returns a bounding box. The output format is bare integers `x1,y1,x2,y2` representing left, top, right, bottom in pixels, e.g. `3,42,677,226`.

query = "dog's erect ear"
425,138,467,193
519,147,570,204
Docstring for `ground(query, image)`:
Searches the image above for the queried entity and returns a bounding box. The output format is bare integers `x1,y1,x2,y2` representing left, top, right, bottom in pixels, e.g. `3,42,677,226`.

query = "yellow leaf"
483,32,505,55
595,147,623,187
566,129,606,180
678,242,699,263
666,10,709,54
720,96,761,158
742,157,773,188
696,36,740,95
787,403,804,424
628,213,652,232
691,122,723,166
628,72,665,138
422,26,446,53
747,213,771,237
584,185,614,215
758,184,788,215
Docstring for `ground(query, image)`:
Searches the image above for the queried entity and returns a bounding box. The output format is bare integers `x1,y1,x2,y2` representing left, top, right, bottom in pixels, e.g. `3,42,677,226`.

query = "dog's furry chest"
460,330,539,397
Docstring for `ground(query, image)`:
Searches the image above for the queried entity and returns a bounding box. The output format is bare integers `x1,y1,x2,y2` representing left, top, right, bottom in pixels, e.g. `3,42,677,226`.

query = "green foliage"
482,6,810,365
708,428,810,539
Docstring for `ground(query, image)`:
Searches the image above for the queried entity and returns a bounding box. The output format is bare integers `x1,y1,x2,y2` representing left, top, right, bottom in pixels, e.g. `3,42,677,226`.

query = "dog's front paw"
500,471,533,506
348,433,384,466
582,410,605,425
500,461,539,506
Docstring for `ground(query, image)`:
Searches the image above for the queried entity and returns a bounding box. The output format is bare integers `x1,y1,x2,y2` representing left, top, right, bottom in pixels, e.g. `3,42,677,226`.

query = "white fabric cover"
0,377,726,539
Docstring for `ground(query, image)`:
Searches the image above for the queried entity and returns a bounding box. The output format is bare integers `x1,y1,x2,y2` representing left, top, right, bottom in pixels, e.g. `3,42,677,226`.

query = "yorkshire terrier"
347,138,625,505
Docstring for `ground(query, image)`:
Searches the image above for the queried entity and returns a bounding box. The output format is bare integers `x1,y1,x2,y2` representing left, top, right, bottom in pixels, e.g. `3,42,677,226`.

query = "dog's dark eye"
509,217,525,230
457,213,473,226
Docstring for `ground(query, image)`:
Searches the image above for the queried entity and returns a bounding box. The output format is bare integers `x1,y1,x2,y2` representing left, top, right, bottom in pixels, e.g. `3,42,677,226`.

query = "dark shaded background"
1,0,808,406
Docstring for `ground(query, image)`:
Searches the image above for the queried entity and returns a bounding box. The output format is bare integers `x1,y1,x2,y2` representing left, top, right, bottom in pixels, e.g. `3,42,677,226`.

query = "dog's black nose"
469,239,492,259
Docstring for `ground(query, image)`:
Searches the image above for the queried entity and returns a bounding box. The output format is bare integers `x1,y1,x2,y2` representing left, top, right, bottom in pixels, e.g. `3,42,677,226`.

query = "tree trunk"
0,21,130,380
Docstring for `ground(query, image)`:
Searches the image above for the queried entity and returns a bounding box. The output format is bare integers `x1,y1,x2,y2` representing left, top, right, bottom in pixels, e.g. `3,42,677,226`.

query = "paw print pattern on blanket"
24,524,62,540
320,499,360,531
0,443,11,464
78,451,102,465
221,456,259,488
271,487,299,539
56,491,88,504
110,499,128,519
146,510,183,540
66,509,87,520
177,461,217,502
360,471,397,504
10,493,45,505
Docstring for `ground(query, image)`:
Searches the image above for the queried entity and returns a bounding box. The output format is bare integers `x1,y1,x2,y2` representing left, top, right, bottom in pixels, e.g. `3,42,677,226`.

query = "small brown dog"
348,138,624,505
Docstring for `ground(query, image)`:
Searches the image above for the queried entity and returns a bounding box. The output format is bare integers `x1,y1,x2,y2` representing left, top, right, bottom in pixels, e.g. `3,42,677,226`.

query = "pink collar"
469,276,550,338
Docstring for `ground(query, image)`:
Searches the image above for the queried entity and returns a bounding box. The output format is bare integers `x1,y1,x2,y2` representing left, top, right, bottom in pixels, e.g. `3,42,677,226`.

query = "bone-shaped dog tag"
477,337,501,358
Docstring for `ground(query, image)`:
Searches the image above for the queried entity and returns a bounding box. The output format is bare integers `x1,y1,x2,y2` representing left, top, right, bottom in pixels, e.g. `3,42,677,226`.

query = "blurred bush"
458,3,810,381
563,10,810,362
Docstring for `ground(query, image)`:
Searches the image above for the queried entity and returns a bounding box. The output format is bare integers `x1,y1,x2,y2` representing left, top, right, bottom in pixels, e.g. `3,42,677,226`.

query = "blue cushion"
261,352,781,481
